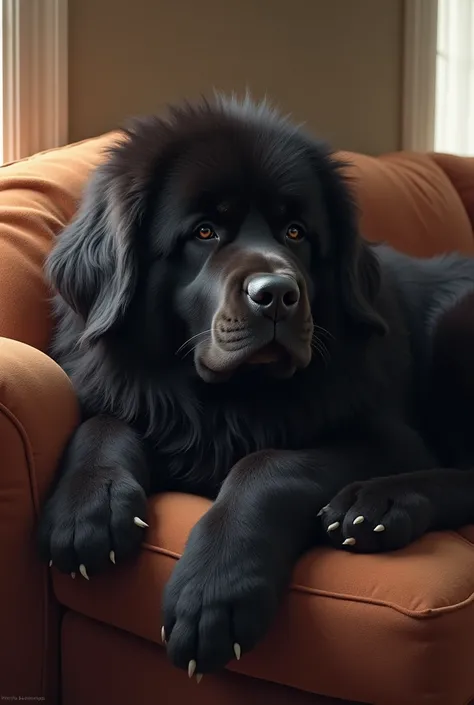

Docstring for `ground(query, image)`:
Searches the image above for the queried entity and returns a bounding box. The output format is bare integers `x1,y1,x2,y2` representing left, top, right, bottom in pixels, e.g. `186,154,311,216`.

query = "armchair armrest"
0,337,79,701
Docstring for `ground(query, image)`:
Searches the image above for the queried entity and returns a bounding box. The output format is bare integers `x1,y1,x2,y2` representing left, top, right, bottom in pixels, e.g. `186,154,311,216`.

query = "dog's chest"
148,376,351,496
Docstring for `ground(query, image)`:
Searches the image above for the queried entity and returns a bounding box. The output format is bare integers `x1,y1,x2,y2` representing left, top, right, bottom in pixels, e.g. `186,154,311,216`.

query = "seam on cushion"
0,400,50,695
289,583,474,619
142,543,181,560
142,541,474,619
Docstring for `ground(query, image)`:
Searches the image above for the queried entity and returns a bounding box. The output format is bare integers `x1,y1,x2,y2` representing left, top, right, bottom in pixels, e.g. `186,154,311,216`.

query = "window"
1,0,68,164
403,0,474,155
434,0,474,155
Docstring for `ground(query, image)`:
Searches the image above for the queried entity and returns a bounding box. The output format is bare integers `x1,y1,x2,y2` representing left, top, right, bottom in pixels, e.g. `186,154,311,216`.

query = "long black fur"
38,96,474,674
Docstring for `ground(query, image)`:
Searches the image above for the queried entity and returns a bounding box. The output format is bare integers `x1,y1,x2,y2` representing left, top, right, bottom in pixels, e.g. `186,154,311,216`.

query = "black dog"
38,96,474,676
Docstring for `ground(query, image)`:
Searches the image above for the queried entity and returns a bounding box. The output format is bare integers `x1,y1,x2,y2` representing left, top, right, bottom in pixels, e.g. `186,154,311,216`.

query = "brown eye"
196,224,217,240
286,224,305,241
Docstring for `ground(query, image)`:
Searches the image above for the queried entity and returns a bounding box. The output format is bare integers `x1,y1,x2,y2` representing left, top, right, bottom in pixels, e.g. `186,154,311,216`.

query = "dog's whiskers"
175,330,214,357
311,334,331,367
313,324,335,342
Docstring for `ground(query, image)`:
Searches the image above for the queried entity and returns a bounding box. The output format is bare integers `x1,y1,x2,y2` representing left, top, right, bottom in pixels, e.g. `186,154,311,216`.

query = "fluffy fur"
47,98,404,489
38,96,474,674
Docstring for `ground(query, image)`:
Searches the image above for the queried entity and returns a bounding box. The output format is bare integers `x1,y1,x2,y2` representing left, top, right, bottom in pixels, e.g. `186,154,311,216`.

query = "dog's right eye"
195,224,218,241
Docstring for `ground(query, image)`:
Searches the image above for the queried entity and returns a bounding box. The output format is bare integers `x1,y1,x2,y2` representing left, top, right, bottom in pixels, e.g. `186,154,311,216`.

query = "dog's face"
172,215,314,382
48,98,387,384
152,128,323,382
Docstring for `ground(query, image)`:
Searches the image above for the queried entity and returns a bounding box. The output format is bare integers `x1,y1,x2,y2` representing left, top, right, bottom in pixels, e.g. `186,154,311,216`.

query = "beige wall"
68,0,404,155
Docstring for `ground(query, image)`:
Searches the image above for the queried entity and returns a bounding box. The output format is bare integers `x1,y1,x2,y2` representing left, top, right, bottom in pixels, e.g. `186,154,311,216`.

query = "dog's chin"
195,342,310,384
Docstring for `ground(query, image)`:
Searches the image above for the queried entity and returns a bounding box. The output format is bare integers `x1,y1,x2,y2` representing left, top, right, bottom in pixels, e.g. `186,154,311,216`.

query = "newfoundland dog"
38,95,474,676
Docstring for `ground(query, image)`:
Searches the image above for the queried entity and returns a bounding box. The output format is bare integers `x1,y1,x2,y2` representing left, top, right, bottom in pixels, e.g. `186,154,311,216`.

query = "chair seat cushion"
52,492,474,705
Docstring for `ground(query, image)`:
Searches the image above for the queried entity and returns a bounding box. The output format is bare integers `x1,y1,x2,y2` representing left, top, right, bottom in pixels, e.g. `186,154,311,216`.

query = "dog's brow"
246,246,291,269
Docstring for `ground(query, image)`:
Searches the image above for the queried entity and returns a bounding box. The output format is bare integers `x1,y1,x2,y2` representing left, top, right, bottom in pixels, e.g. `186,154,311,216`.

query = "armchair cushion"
53,493,474,705
0,338,79,699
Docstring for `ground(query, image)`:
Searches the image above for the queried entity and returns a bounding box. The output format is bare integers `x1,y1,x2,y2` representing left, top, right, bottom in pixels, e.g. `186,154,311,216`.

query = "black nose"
246,274,300,319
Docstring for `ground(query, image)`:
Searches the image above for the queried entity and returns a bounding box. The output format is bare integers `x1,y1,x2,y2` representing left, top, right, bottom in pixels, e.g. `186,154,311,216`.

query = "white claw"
317,505,329,517
353,515,365,525
79,564,89,580
374,524,386,533
188,660,197,678
133,516,149,529
109,550,116,565
71,572,76,579
48,560,53,568
196,674,203,684
161,626,166,643
234,642,241,661
327,522,340,532
343,537,356,546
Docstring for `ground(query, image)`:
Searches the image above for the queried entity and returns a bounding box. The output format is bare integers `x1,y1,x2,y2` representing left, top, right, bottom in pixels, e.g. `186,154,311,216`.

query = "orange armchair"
1,135,474,705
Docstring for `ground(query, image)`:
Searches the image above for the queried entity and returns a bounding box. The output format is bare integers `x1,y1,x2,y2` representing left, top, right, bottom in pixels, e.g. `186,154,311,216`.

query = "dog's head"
48,97,387,384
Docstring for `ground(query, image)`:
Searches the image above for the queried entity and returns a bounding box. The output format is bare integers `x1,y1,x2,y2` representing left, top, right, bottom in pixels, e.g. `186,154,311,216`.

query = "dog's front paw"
38,469,148,578
319,477,434,553
162,514,280,676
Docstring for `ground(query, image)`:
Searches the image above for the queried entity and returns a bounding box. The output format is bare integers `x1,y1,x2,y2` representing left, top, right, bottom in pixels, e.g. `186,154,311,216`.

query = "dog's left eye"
286,224,305,241
195,224,218,240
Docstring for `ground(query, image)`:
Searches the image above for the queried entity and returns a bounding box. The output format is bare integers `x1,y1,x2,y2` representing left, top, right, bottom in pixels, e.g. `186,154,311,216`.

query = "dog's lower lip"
247,343,285,365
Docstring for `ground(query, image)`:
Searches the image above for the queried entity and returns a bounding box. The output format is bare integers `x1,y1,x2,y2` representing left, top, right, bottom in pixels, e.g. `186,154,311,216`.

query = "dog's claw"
79,564,89,580
196,674,203,684
234,642,241,661
317,504,329,517
71,572,76,579
188,660,196,678
374,524,385,533
327,521,340,532
343,537,356,546
109,550,116,565
48,560,53,568
353,515,365,525
161,626,166,643
133,516,149,529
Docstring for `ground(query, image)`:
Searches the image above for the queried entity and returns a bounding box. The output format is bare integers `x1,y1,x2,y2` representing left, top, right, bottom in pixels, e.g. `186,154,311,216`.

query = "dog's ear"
46,164,139,344
47,122,168,345
312,146,388,337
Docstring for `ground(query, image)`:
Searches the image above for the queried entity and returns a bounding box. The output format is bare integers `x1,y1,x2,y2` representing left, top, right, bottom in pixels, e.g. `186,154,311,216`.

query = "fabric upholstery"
0,338,79,701
54,493,474,705
0,134,473,704
62,612,363,705
342,150,474,257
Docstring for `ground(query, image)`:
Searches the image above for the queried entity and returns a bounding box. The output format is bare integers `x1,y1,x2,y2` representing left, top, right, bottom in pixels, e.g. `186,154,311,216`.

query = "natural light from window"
435,0,474,155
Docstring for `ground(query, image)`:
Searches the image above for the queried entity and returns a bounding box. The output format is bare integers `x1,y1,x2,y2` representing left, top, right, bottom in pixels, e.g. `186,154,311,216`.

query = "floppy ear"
46,120,169,344
313,146,388,336
46,164,139,344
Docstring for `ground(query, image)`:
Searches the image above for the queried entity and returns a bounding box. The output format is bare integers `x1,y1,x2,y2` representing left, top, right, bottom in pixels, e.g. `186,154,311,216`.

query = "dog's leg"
320,467,474,553
161,419,433,675
38,415,150,578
